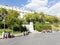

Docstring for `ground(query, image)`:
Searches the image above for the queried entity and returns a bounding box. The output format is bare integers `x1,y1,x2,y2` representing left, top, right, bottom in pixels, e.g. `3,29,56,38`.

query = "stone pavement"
0,32,60,45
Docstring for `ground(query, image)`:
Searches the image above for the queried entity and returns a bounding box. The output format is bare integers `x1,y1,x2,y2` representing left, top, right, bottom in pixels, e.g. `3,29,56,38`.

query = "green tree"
6,10,20,31
0,8,7,21
53,16,59,23
44,15,59,24
23,12,40,24
39,12,47,23
0,8,7,15
44,15,54,23
0,8,7,29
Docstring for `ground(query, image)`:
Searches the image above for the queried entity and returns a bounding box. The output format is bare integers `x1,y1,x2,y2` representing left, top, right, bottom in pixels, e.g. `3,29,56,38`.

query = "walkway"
0,32,60,45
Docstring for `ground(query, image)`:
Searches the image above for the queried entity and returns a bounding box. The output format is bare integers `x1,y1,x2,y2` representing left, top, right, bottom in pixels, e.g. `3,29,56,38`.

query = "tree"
23,12,40,24
6,10,20,31
38,12,46,23
53,16,59,23
0,8,7,21
44,15,54,23
0,8,8,29
44,15,59,24
0,8,7,15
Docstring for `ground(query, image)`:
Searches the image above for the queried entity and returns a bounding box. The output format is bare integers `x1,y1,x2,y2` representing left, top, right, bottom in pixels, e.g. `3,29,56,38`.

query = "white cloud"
48,2,60,16
23,0,60,16
36,7,48,13
28,0,48,6
24,0,48,11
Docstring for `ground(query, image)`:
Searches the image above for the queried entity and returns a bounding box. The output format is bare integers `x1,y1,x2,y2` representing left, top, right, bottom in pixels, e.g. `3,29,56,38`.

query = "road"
0,32,60,45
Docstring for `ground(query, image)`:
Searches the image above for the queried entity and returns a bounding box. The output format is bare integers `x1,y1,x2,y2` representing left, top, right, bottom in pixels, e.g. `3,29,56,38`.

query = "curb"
14,33,23,37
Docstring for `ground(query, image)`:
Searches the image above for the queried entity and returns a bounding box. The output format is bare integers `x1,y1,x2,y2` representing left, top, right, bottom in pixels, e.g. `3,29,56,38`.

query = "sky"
0,0,60,16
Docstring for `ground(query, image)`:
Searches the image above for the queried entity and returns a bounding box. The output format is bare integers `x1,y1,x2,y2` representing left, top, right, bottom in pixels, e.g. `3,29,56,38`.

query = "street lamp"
0,16,2,21
0,7,7,31
2,13,6,31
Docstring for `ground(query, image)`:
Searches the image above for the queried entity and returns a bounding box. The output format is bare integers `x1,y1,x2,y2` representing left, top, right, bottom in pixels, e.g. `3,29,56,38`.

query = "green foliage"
0,8,24,32
0,8,60,33
0,22,8,29
5,10,21,31
6,10,19,18
23,12,40,23
12,19,24,31
0,8,7,15
23,12,60,24
44,15,59,24
53,17,59,23
34,24,52,32
0,8,7,21
6,18,23,31
6,10,19,24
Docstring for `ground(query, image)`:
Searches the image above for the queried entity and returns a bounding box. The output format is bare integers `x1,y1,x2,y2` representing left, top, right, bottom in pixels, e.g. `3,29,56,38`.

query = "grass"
0,29,21,36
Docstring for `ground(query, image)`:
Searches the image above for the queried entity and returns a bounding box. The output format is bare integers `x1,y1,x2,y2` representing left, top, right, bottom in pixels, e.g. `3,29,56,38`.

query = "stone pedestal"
25,22,34,33
29,22,34,32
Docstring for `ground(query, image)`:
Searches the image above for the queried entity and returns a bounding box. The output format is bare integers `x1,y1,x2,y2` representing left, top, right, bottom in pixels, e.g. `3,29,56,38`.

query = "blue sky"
0,0,60,16
0,0,28,7
0,0,59,7
48,0,60,7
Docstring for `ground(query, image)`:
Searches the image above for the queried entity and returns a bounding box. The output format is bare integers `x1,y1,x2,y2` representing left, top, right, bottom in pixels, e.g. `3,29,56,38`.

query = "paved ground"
0,32,60,45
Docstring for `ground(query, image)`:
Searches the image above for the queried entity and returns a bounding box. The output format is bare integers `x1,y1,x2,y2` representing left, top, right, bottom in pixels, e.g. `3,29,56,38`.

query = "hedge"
34,24,52,32
13,26,27,32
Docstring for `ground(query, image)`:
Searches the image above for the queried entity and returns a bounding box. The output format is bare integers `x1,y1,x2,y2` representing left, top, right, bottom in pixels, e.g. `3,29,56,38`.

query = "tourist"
2,31,8,39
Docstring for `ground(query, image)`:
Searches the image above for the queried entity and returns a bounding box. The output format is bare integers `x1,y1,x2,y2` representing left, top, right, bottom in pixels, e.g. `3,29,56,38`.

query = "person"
42,30,45,33
8,32,11,38
2,31,7,39
26,31,30,35
23,32,26,36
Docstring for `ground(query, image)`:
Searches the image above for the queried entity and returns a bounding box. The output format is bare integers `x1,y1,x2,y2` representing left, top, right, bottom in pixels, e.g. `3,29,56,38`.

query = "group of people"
42,29,59,33
2,31,14,39
23,31,30,36
42,30,52,33
1,30,30,39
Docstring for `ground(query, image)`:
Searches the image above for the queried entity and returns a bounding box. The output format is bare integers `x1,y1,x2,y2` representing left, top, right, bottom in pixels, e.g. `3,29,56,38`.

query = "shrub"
19,26,27,32
34,24,52,32
13,26,27,32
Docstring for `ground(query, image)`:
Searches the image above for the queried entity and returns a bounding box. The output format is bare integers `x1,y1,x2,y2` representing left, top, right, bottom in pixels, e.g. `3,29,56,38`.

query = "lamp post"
3,13,6,31
0,14,6,32
0,16,2,21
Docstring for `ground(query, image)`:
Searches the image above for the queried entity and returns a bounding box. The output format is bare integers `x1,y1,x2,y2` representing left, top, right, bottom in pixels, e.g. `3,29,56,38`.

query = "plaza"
0,0,60,45
0,32,60,45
